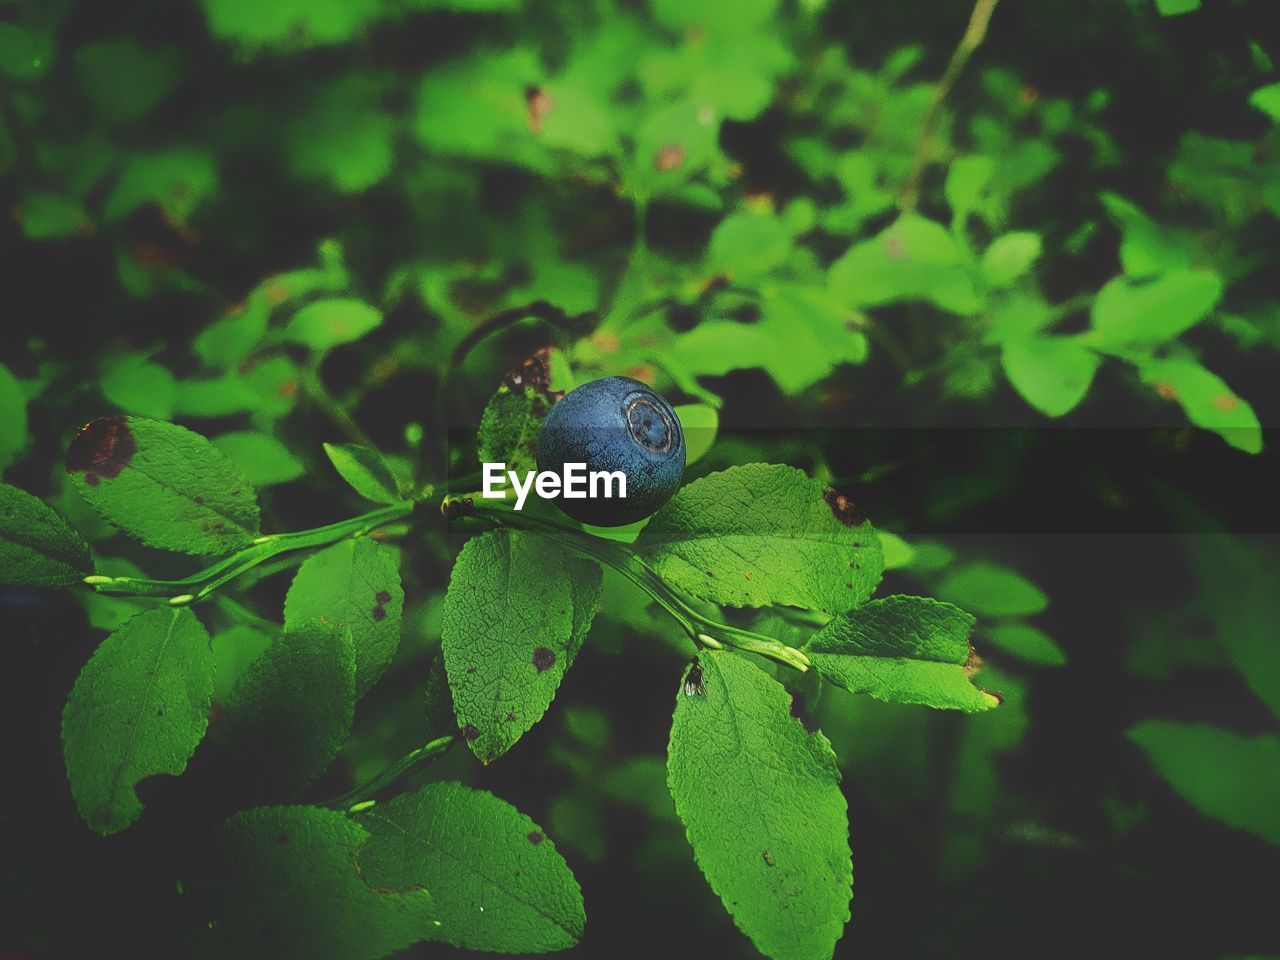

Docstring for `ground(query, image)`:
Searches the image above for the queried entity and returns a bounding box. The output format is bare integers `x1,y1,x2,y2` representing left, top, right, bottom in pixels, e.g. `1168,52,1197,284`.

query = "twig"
321,735,456,811
457,499,812,673
899,0,1001,213
82,501,415,605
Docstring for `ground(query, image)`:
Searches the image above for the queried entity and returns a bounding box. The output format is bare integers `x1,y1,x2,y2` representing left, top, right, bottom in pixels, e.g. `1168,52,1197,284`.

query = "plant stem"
322,735,456,812
83,501,415,604
899,0,1001,213
459,500,811,673
301,362,377,448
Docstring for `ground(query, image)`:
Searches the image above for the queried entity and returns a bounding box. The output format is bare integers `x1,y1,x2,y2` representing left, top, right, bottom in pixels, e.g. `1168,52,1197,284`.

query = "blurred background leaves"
2,0,1280,957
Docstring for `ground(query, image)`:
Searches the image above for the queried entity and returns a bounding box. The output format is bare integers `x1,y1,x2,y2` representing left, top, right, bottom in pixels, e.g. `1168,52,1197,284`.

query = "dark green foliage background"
2,0,1279,957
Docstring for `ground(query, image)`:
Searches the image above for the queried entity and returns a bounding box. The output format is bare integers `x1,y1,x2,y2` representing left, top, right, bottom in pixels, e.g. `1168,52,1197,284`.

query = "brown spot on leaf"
591,331,621,354
66,417,137,484
526,86,554,134
532,647,556,672
623,364,657,385
372,604,387,621
884,233,907,260
653,143,686,172
276,832,289,845
1153,381,1178,402
461,724,480,742
762,851,775,867
1212,394,1239,412
502,346,561,399
823,488,865,527
375,590,392,604
963,647,984,678
527,830,544,845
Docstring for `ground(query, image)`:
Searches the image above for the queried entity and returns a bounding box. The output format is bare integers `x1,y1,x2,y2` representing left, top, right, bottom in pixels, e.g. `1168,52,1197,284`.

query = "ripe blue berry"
536,376,685,526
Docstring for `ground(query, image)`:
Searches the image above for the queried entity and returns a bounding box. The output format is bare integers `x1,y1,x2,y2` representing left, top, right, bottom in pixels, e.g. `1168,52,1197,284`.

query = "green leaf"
1091,270,1223,345
651,0,778,32
201,0,385,49
477,382,554,479
441,530,601,763
100,355,178,419
602,756,678,820
1128,721,1280,845
706,211,793,280
65,417,261,556
103,149,217,224
182,805,438,960
945,154,995,218
413,50,541,167
282,298,382,353
0,21,52,79
1173,525,1280,721
877,530,915,570
0,483,93,587
803,596,1000,712
980,232,1041,288
0,361,27,471
219,624,355,793
668,651,851,960
672,403,718,464
1141,358,1261,453
61,607,213,834
355,781,585,952
668,285,868,395
535,80,619,157
1154,0,1199,14
982,623,1066,666
938,563,1048,617
636,463,883,614
73,39,183,126
283,538,404,696
323,442,403,504
829,215,981,316
212,431,305,487
12,191,91,239
986,293,1054,342
1250,83,1280,121
287,74,394,192
1000,336,1099,417
1098,192,1195,278
627,101,720,199
211,624,272,703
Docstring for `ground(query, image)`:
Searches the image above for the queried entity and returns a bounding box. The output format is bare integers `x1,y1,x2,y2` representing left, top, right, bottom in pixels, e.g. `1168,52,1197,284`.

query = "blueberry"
536,376,685,526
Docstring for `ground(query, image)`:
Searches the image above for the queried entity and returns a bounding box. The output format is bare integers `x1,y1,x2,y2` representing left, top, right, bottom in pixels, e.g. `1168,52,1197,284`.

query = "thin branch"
457,499,812,672
83,501,416,604
899,0,1001,213
321,735,456,811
